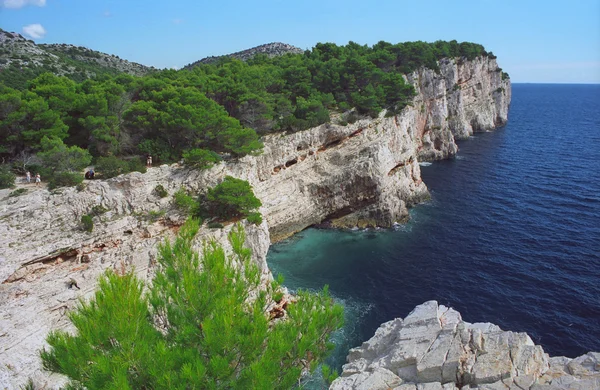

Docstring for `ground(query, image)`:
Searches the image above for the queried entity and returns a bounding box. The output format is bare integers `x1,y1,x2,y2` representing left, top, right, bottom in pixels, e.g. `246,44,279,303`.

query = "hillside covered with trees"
0,39,497,188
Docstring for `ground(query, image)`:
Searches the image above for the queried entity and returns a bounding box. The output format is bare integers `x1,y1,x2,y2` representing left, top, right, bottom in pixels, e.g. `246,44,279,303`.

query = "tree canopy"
204,176,262,221
0,40,494,181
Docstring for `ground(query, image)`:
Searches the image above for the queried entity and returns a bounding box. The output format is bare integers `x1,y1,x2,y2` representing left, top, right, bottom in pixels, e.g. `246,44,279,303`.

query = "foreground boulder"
331,301,600,390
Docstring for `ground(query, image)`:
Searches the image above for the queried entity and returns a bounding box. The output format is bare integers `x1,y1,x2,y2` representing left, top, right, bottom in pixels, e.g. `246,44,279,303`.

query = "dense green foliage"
37,136,92,173
1,39,494,184
154,184,168,198
0,165,16,189
93,156,130,178
48,171,84,190
173,177,261,225
81,214,94,232
8,187,27,197
93,155,146,178
183,148,222,169
204,176,262,221
173,188,200,215
0,72,263,167
246,211,262,225
41,219,344,389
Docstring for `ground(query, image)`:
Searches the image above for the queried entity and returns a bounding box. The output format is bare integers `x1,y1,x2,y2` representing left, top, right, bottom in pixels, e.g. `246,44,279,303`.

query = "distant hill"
0,29,156,89
184,42,303,69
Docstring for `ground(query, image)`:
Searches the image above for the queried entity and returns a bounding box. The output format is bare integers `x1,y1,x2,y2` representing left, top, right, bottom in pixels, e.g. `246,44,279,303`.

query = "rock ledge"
331,301,600,390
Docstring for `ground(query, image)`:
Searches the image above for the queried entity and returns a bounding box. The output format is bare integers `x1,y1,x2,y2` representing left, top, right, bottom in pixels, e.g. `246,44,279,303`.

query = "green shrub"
154,184,168,198
173,188,198,215
37,137,92,174
246,211,262,225
207,221,224,229
183,148,222,169
272,291,284,303
346,111,360,124
94,156,130,179
90,205,109,216
8,188,27,197
81,214,93,232
322,365,340,386
205,176,262,221
137,139,174,164
127,158,147,174
40,220,344,389
48,172,83,190
0,165,16,189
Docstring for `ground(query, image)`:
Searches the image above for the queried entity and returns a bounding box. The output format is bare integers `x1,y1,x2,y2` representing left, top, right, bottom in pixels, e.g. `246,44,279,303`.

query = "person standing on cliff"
35,173,41,187
26,171,31,184
146,155,152,167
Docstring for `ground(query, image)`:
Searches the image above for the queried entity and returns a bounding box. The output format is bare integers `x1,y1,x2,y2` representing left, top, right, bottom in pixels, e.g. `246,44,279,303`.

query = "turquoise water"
267,84,600,381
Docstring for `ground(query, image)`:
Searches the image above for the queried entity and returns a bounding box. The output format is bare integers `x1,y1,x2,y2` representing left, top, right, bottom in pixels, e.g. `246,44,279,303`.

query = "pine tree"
41,219,344,389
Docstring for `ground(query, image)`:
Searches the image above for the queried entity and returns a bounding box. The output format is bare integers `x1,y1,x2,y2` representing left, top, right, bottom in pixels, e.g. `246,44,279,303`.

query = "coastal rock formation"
408,56,511,160
330,301,600,390
1,56,509,389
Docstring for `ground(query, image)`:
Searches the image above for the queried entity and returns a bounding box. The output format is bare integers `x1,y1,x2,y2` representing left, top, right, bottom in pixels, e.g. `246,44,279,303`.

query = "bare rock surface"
1,56,510,389
330,301,600,390
185,42,304,68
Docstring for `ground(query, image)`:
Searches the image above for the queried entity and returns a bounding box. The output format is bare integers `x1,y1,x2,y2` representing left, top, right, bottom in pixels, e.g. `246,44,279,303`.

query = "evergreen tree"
205,176,262,220
41,219,344,389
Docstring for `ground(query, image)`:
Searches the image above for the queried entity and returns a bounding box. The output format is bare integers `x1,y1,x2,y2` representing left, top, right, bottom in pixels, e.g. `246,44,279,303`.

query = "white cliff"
330,301,600,390
0,56,511,389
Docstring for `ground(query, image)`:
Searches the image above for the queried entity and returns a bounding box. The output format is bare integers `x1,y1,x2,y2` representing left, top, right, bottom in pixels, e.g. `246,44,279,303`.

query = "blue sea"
267,84,600,378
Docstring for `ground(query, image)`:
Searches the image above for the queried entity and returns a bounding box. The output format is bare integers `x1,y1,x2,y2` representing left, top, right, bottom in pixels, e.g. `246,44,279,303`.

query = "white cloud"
22,23,46,39
1,0,45,9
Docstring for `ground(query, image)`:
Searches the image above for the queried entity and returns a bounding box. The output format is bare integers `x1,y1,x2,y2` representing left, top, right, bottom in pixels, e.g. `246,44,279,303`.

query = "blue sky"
1,0,599,83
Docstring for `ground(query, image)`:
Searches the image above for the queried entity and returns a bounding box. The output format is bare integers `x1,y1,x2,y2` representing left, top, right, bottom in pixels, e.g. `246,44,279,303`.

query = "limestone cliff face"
0,56,510,389
248,55,511,240
408,56,511,160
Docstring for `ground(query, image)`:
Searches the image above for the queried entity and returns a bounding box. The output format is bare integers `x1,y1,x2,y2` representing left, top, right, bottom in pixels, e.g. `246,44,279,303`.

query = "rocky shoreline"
0,55,513,388
331,301,600,390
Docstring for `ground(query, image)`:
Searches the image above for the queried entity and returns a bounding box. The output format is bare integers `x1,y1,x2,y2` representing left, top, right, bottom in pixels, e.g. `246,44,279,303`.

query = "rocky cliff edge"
0,55,510,389
330,301,600,390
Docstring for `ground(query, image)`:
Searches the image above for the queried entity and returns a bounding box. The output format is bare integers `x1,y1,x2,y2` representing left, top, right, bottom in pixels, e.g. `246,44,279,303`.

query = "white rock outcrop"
0,56,510,389
330,301,600,390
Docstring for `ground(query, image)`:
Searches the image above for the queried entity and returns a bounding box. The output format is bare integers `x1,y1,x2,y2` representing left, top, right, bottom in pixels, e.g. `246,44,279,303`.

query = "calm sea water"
267,84,600,375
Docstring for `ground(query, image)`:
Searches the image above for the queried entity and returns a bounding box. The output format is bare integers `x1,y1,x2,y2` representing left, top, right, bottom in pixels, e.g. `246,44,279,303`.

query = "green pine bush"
128,158,147,174
40,220,344,389
48,172,84,189
154,184,168,198
183,148,222,169
246,211,262,225
81,214,93,232
173,188,199,215
205,176,262,221
94,156,130,178
0,165,16,189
